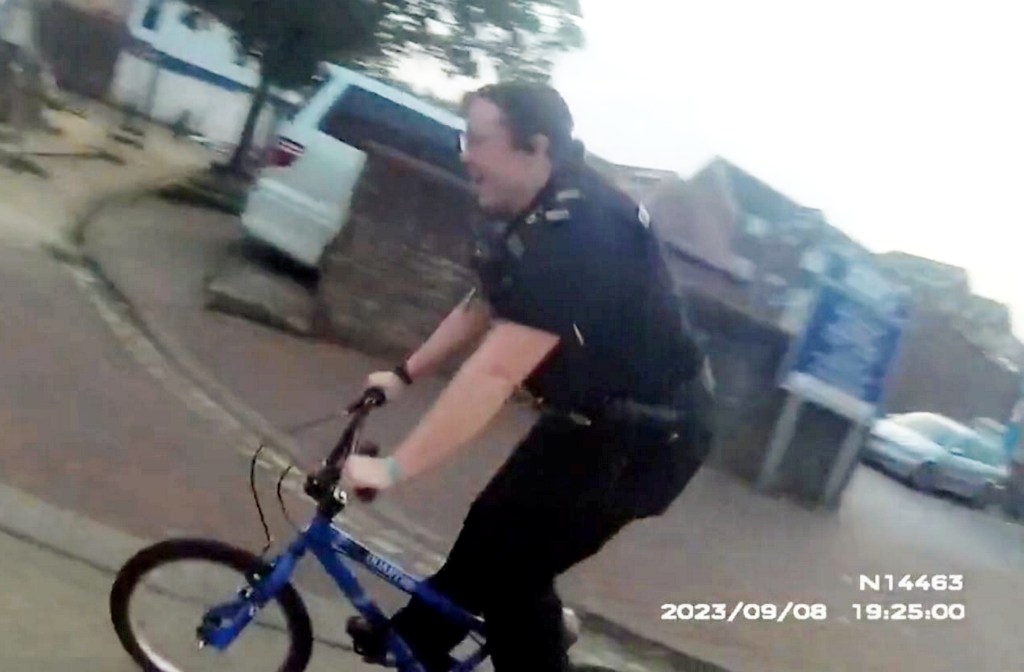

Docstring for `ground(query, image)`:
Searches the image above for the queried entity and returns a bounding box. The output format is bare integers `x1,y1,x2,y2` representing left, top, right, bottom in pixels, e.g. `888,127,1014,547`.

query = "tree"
185,0,584,174
361,0,584,82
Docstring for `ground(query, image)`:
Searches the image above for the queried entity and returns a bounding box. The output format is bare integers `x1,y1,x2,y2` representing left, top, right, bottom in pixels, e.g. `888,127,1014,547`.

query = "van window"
319,86,465,179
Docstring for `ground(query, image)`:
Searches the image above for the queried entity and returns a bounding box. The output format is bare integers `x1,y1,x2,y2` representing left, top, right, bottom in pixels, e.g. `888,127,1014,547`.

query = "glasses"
458,130,506,154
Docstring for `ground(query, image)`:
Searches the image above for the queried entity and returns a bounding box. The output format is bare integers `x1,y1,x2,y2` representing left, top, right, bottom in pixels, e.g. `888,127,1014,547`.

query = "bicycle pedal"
346,615,390,662
358,651,394,667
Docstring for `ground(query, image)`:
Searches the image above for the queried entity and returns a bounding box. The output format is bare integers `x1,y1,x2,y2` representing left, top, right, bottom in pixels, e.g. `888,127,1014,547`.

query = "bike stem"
304,389,385,518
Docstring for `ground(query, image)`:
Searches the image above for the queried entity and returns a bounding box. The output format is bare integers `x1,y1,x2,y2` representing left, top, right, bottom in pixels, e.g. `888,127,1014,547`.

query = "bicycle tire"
109,538,313,672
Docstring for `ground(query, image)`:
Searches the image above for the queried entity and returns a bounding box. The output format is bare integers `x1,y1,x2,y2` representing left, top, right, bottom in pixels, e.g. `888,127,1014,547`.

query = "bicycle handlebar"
304,387,387,513
346,387,386,414
326,387,386,466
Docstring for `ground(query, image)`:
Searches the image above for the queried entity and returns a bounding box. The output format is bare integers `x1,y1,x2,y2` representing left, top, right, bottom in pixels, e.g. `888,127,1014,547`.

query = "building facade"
109,0,298,153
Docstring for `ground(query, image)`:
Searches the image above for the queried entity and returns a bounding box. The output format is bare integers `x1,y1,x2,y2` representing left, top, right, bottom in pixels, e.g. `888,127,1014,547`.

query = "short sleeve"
499,220,623,344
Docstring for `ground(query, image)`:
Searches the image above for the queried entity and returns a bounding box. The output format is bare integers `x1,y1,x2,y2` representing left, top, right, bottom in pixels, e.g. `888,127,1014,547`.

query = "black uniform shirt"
471,165,704,412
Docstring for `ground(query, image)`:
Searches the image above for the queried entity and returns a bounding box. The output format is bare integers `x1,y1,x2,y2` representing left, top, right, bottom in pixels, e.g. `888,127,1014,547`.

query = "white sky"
401,0,1024,334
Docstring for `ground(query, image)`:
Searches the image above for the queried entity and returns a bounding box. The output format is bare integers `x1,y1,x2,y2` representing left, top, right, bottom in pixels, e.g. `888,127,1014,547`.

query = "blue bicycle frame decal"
199,512,488,672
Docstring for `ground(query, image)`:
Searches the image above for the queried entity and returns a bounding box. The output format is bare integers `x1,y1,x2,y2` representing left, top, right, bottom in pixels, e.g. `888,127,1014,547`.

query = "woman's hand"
342,455,401,493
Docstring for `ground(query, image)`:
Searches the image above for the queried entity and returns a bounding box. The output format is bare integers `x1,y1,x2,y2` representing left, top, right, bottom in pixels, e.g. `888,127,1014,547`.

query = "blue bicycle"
109,389,596,672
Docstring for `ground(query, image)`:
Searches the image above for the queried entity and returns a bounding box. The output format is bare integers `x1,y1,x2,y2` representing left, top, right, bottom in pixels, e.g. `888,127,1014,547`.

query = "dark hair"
464,82,586,168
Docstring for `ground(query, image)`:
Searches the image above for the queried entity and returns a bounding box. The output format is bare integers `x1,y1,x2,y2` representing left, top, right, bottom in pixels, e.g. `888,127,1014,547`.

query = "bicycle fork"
197,539,307,651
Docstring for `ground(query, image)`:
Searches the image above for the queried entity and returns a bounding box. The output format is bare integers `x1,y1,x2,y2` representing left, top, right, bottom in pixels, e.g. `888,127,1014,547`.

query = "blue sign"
781,278,908,421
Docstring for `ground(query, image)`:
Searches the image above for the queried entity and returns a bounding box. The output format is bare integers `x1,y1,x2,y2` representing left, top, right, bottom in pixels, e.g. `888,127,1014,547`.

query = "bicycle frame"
197,390,488,671
199,510,488,672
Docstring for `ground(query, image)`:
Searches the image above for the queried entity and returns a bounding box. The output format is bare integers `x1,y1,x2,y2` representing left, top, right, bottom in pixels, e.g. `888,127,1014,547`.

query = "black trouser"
389,404,710,671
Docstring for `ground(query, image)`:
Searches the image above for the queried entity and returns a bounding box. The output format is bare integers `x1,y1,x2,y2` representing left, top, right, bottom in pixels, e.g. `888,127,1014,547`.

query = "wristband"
386,456,405,485
393,362,413,386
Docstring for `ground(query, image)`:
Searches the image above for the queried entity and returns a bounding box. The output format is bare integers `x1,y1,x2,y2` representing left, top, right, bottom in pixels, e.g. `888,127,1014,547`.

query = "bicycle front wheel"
109,538,313,672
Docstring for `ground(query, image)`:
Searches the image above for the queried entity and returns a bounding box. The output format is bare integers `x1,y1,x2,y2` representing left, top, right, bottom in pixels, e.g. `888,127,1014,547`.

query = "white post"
757,393,804,492
821,420,867,507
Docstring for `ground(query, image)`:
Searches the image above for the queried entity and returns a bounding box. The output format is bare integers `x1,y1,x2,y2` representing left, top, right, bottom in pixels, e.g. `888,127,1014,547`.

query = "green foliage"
187,0,584,90
367,0,584,82
183,0,380,88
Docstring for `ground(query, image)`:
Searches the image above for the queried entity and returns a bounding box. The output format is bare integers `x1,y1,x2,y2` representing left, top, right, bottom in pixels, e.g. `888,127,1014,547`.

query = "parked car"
864,412,1009,507
1004,448,1024,519
241,64,466,267
864,414,947,481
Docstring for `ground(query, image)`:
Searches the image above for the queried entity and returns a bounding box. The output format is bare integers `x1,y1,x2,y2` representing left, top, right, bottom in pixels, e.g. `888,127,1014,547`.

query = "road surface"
0,196,1021,671
82,198,1024,672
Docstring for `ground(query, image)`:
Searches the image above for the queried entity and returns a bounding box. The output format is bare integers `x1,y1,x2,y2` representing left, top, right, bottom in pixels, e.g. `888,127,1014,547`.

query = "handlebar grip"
356,442,380,457
353,442,381,503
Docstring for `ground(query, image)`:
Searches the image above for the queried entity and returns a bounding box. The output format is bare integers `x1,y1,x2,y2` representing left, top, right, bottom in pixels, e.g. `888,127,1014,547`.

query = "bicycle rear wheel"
109,538,312,672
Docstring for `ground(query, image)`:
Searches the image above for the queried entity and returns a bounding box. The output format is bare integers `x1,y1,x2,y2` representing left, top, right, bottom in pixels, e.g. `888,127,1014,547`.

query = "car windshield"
892,413,966,446
958,437,1010,467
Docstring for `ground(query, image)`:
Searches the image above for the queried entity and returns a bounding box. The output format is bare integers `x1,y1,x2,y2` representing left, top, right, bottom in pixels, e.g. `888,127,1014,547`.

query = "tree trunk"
226,74,271,175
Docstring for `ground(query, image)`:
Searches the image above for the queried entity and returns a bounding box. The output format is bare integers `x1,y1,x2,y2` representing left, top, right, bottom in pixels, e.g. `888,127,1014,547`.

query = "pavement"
77,194,1024,672
0,105,1022,671
0,232,365,667
0,482,382,671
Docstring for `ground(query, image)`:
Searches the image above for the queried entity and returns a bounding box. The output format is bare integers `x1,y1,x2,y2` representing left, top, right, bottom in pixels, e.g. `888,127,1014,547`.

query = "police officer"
343,82,714,672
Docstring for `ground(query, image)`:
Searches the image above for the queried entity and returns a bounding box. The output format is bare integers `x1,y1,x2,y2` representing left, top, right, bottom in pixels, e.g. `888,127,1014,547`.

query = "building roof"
642,162,744,275
876,251,970,287
707,157,804,224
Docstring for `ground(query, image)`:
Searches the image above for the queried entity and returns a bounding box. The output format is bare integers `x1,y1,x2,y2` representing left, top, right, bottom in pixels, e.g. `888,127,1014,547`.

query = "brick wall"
684,291,792,479
884,306,1018,422
316,145,480,360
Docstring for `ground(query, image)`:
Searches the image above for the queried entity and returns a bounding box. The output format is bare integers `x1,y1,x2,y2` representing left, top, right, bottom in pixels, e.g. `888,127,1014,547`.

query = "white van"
241,64,467,267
